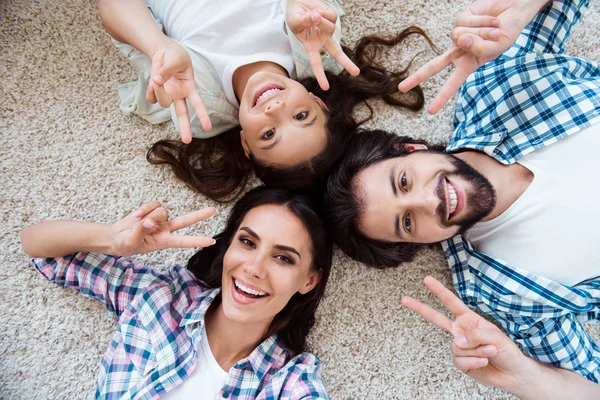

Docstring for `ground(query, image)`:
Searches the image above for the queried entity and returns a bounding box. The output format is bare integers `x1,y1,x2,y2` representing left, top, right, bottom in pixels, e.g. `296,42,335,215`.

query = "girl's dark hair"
148,27,435,202
324,129,444,268
186,186,333,354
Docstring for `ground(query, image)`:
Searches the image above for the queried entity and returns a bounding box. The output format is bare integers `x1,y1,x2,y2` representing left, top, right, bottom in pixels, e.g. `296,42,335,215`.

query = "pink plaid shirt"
32,252,328,399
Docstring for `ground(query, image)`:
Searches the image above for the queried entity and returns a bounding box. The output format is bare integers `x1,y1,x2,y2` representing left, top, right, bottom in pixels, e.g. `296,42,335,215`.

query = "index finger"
427,66,472,114
188,90,212,132
168,207,217,232
167,235,216,249
174,99,192,144
397,46,460,93
401,295,453,333
324,40,360,76
423,276,471,317
307,49,329,90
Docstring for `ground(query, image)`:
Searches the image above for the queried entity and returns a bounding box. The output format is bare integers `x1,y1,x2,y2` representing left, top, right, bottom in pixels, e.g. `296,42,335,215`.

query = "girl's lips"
252,84,285,108
446,177,466,222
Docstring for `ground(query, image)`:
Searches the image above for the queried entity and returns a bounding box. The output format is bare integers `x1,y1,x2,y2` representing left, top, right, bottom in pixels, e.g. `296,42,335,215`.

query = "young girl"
20,187,333,399
98,0,431,201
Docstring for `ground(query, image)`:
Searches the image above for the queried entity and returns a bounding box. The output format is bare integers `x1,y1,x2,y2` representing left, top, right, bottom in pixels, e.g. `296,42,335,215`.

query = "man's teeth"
256,88,281,106
448,182,458,215
234,279,267,296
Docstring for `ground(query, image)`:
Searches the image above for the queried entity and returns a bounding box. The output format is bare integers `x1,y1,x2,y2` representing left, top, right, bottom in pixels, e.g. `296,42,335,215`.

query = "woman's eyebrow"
240,227,301,259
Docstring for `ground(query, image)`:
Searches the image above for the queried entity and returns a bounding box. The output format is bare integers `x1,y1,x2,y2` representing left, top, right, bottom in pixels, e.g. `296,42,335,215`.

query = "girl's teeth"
256,88,281,105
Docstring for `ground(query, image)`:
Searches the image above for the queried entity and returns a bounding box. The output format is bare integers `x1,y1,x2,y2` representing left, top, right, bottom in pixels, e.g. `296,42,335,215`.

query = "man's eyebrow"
389,165,397,196
240,227,301,259
390,166,403,239
395,215,402,239
261,136,282,151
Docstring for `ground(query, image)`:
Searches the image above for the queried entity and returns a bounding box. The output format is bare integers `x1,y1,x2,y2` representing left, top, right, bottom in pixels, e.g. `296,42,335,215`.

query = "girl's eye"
240,237,256,248
275,254,294,264
262,129,275,140
400,173,408,191
294,111,309,121
403,214,412,233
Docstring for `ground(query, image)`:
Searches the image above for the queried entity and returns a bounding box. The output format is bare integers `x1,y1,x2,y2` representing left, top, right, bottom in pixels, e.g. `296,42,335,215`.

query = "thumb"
456,34,489,59
151,49,183,86
125,219,155,248
295,10,321,31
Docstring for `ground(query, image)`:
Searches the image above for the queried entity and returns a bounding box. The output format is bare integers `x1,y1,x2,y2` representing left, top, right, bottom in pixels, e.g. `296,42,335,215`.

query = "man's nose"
400,189,440,216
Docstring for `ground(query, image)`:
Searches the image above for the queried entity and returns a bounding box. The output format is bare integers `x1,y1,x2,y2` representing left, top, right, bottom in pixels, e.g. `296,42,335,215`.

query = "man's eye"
294,111,309,121
400,173,408,191
262,129,275,140
403,214,412,233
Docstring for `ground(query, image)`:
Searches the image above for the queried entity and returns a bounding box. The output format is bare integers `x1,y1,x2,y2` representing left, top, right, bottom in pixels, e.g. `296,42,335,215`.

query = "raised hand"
146,41,213,143
110,201,216,256
402,276,535,391
399,0,549,114
286,0,360,90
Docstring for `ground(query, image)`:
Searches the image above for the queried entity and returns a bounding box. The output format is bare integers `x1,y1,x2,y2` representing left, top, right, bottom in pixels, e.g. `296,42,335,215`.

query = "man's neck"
454,150,534,221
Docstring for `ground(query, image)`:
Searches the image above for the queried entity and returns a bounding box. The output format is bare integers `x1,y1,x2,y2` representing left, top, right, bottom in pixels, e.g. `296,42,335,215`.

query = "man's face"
354,150,496,244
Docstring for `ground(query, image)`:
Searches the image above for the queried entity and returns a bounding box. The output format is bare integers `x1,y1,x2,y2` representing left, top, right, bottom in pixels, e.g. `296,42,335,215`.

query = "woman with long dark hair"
98,0,432,201
20,187,333,399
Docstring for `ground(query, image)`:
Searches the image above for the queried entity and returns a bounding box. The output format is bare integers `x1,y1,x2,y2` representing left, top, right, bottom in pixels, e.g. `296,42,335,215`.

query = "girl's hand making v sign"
286,0,360,91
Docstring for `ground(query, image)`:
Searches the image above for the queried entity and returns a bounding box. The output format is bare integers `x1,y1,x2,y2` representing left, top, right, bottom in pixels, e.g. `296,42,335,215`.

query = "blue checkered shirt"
32,253,328,399
443,0,600,382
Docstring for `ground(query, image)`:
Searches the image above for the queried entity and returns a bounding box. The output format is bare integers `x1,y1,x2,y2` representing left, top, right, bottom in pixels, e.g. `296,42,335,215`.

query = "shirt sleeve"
511,0,589,56
31,252,168,319
514,314,600,382
279,353,329,399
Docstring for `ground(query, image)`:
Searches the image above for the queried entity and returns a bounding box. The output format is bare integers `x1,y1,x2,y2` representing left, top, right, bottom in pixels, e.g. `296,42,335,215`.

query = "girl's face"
238,71,329,168
220,204,321,329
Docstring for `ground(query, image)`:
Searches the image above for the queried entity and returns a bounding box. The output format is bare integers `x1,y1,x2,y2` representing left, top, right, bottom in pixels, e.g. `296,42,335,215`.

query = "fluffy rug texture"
1,0,599,398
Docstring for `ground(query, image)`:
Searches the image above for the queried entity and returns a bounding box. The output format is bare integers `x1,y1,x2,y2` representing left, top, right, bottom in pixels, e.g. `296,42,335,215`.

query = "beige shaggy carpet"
1,0,599,399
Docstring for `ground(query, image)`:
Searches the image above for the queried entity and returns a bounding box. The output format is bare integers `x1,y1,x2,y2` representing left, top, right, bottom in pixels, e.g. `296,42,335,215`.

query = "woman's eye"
240,237,256,248
403,214,412,233
275,255,294,264
400,173,408,191
261,129,275,140
294,111,309,121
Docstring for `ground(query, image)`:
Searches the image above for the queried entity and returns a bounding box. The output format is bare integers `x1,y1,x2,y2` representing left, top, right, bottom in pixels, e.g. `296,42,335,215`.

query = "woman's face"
220,204,321,328
238,71,329,168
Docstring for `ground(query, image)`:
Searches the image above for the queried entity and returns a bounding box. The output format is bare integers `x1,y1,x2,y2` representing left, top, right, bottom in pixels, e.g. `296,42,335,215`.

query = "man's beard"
434,153,496,234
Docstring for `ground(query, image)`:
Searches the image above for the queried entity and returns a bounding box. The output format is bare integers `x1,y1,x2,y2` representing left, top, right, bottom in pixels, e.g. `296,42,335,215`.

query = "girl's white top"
146,0,295,108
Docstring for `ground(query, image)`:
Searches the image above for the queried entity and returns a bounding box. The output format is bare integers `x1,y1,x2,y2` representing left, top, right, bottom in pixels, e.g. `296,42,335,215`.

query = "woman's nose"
264,100,284,115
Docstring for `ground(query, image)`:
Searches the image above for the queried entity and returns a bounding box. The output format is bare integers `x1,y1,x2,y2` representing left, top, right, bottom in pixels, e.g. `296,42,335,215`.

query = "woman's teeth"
234,279,267,297
448,181,458,216
256,88,281,106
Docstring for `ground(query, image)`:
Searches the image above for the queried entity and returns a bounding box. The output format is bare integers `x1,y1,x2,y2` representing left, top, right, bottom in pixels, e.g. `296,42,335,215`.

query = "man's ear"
392,143,428,153
298,269,322,295
309,93,329,112
239,130,251,159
